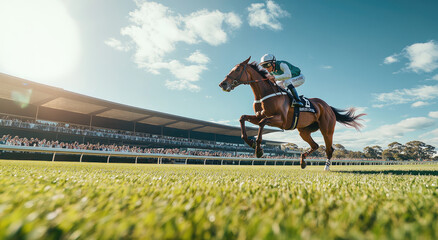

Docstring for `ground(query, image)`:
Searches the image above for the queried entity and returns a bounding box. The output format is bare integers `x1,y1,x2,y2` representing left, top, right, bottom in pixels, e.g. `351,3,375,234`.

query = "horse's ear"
243,56,251,64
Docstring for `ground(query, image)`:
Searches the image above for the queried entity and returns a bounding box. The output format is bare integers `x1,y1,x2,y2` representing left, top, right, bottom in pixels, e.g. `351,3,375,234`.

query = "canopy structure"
0,73,281,142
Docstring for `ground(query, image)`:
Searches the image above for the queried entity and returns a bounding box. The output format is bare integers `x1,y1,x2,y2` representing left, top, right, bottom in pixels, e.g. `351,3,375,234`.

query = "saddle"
276,86,317,130
276,87,317,113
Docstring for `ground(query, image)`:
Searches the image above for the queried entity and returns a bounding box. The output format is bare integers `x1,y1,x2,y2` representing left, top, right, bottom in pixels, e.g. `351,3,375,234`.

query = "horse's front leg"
255,114,283,158
239,114,262,149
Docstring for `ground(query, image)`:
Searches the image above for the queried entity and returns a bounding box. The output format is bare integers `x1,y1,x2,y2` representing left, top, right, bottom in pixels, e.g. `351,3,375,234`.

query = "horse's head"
219,56,251,92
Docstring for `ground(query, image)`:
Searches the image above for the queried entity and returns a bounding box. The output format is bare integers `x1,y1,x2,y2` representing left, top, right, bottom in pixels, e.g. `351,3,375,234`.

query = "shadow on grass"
334,170,438,176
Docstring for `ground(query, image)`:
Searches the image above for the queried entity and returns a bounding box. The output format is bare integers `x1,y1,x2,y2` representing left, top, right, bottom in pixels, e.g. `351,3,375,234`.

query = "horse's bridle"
225,64,248,88
225,64,269,88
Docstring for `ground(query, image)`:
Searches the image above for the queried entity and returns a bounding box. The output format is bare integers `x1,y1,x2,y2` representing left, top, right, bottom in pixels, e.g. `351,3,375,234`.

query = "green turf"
0,160,437,239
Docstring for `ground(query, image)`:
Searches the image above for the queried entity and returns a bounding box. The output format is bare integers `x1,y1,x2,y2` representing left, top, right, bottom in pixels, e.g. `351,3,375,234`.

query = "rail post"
52,152,56,162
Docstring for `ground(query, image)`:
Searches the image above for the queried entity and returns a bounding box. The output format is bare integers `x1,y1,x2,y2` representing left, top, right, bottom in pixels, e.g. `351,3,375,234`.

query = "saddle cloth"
297,96,317,113
280,87,317,113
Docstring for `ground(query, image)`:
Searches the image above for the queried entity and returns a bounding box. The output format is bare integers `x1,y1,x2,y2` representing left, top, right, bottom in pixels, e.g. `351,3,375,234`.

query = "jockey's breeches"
276,74,305,89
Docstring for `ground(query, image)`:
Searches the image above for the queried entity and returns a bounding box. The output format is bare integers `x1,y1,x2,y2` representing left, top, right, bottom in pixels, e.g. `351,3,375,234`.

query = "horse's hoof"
256,149,264,158
300,161,307,169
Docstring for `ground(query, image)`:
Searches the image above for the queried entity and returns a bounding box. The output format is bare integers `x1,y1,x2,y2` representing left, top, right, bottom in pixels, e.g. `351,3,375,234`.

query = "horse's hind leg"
319,117,335,171
298,129,319,169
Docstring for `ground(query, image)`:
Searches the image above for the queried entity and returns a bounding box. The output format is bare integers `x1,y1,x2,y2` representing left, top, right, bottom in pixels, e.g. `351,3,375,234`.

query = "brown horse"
219,57,365,170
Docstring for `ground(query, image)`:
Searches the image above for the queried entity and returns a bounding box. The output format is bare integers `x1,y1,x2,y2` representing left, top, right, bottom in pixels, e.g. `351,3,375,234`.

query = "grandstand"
0,73,301,161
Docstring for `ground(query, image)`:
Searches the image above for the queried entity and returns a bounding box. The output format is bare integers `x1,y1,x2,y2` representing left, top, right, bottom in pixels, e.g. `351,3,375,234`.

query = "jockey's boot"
287,85,304,107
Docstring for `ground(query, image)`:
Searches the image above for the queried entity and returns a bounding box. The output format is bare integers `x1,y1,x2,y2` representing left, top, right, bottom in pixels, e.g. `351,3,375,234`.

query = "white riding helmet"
260,53,276,64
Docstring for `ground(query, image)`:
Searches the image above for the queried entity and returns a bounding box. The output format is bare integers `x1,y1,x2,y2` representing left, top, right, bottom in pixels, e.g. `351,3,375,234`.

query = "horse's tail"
330,107,366,131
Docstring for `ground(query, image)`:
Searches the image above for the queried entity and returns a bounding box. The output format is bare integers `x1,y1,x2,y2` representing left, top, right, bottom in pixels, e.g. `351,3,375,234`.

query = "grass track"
1,160,437,239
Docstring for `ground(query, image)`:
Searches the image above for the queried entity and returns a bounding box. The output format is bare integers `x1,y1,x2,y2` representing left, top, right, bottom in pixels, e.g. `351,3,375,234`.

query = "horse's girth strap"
254,92,287,104
288,106,300,130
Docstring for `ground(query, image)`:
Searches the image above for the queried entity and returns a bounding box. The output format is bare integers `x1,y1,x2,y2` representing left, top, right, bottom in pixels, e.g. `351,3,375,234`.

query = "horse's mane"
248,61,269,78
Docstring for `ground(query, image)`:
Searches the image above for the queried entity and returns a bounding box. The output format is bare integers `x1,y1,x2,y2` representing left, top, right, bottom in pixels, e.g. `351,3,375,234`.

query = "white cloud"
321,65,333,69
104,38,130,52
383,54,399,64
163,59,207,92
384,40,438,73
392,117,435,131
427,128,438,136
165,79,200,92
405,40,438,73
411,101,430,108
354,107,368,115
419,128,438,151
247,0,290,31
429,111,438,118
373,84,438,107
432,74,438,81
186,50,210,64
185,10,241,46
225,12,243,28
107,1,241,91
372,104,384,108
333,117,435,149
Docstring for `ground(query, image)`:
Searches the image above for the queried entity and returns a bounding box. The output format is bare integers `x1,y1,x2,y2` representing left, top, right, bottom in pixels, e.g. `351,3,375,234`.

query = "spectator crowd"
0,115,284,154
1,134,283,159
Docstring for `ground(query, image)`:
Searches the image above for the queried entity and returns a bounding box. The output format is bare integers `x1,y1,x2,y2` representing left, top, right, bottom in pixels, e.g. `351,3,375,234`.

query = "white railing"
0,144,434,166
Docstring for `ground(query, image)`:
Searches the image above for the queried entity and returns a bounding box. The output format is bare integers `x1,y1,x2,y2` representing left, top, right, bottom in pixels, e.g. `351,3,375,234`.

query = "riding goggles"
261,62,272,68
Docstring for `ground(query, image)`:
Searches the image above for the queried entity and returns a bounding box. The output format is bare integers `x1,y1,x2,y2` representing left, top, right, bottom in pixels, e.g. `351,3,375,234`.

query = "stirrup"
291,99,304,107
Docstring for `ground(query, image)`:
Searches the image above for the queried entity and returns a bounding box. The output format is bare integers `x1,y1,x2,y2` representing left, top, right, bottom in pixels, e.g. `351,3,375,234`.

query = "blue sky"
1,0,438,151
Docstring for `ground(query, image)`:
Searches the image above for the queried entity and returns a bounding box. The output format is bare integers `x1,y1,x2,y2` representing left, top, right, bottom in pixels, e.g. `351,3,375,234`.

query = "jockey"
260,53,305,107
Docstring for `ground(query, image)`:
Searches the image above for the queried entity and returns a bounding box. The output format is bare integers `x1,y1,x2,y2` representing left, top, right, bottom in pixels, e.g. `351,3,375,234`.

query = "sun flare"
0,0,81,83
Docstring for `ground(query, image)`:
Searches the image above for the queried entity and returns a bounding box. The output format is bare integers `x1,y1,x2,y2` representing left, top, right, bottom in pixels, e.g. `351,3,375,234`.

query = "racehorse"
219,57,365,170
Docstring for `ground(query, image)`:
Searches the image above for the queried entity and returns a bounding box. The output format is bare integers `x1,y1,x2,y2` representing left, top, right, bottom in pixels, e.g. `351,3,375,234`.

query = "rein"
226,63,286,104
226,64,269,88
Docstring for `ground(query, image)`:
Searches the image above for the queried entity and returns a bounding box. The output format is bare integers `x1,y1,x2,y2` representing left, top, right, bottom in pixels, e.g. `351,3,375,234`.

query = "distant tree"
385,142,407,161
363,145,382,159
373,145,383,158
394,153,409,161
382,149,394,160
313,146,326,158
347,151,364,159
334,144,346,151
282,143,299,151
404,141,436,160
333,144,348,158
423,144,436,160
388,142,404,152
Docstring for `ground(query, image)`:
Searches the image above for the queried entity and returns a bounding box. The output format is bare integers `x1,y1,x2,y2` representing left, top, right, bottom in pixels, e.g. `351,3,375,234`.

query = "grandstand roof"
0,73,281,137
